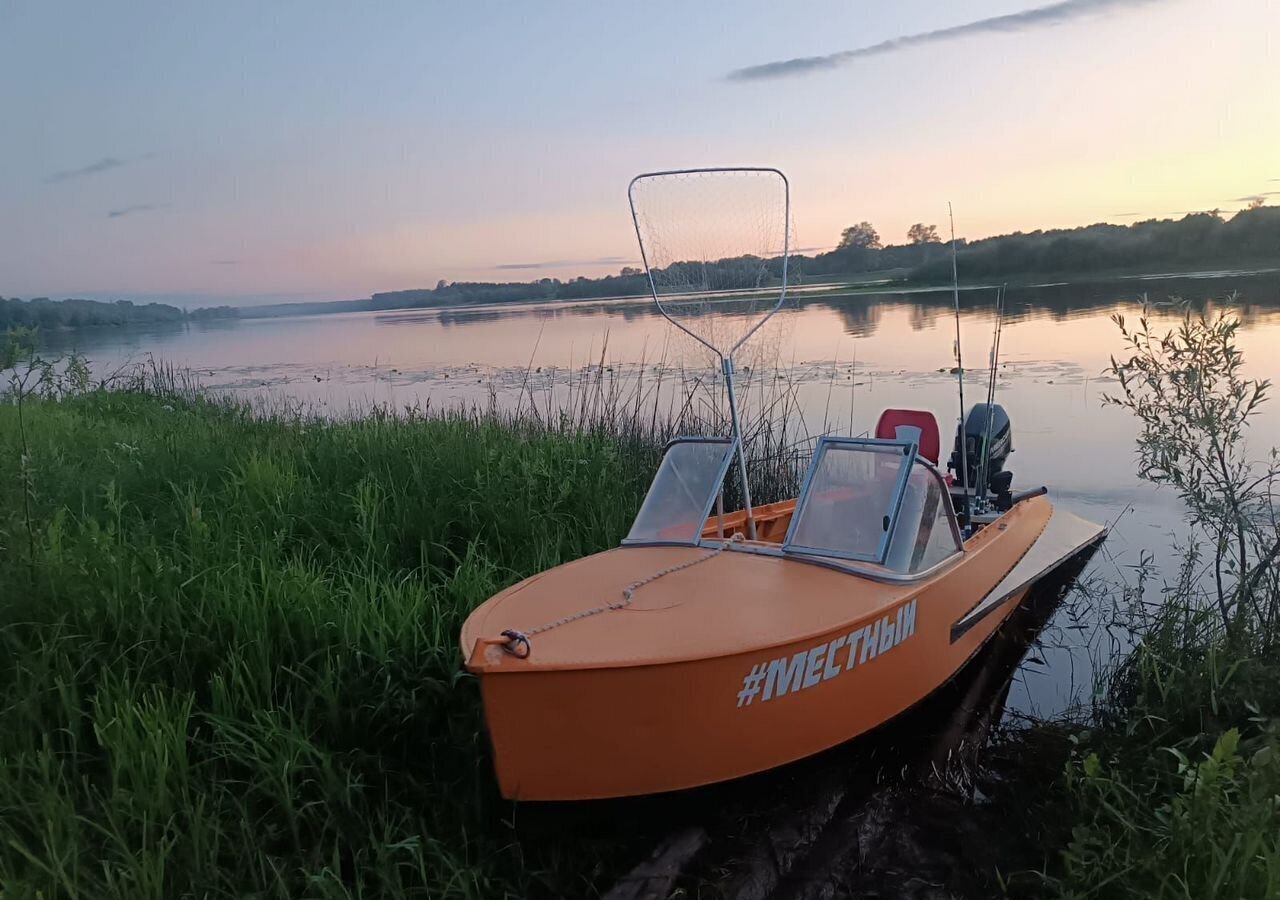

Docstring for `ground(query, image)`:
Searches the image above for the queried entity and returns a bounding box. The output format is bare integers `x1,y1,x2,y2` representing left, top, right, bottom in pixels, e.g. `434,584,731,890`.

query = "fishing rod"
976,283,1007,513
949,203,971,529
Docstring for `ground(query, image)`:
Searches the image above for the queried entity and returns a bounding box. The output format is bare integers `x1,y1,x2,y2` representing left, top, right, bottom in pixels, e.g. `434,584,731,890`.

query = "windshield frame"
620,436,736,547
921,456,966,553
780,436,918,565
619,434,966,584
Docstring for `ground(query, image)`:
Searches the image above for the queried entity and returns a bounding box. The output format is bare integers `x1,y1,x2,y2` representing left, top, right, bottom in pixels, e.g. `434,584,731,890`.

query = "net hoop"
627,166,791,362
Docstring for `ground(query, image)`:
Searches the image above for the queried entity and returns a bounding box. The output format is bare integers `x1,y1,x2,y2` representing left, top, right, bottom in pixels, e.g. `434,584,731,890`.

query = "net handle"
626,166,791,363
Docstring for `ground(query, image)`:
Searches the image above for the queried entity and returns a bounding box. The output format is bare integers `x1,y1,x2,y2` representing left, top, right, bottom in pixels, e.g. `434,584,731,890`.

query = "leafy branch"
1104,299,1279,637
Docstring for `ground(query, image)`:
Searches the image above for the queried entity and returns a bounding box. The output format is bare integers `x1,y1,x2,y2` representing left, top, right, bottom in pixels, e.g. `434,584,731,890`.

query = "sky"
1,0,1277,306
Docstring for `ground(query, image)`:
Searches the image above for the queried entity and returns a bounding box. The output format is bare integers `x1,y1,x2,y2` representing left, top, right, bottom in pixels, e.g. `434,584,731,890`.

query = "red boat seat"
874,409,941,464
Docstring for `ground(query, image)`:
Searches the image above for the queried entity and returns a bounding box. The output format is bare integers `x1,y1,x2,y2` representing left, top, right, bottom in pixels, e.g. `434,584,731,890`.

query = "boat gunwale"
464,501,1044,674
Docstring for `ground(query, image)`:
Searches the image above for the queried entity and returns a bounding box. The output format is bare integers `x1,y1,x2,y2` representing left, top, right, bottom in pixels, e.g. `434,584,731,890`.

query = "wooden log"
603,826,709,900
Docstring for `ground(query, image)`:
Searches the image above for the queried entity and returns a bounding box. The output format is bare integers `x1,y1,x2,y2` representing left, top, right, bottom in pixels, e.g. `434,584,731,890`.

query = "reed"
0,387,604,897
0,353,824,899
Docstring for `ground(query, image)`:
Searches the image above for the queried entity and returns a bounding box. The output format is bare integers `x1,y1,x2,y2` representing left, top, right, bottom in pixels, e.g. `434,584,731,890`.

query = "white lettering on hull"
736,599,918,708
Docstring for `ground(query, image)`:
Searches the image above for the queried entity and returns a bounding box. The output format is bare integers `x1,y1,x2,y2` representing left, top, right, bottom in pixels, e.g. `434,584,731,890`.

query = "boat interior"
625,408,990,583
700,499,796,544
696,410,952,545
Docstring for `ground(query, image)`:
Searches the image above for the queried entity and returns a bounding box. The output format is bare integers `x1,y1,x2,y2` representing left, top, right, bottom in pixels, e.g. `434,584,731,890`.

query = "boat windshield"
883,464,963,573
623,438,734,545
783,438,962,572
784,439,913,563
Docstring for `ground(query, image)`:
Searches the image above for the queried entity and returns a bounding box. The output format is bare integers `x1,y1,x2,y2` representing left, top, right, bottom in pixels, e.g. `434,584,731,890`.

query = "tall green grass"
0,380,679,898
1029,601,1280,899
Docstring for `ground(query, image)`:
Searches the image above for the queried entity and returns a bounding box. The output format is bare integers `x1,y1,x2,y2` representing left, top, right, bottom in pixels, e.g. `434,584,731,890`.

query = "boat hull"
465,499,1089,800
476,585,1032,800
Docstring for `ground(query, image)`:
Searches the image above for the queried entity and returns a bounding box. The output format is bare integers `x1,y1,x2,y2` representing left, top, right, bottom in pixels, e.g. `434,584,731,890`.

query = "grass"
998,596,1280,900
0,378,678,899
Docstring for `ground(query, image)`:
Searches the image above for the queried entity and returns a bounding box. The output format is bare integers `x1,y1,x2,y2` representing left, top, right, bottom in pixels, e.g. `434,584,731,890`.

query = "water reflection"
358,268,1280,342
803,268,1280,338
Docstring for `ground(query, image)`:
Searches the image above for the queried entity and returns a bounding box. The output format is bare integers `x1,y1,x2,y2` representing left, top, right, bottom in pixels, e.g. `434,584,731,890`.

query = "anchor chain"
490,538,741,658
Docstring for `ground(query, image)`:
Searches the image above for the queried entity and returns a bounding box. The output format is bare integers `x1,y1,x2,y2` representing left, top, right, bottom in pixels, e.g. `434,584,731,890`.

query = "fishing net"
628,168,790,361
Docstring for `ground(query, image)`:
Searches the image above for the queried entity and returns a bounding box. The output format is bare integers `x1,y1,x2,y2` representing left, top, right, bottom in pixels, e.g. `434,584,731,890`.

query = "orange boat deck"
464,543,918,672
463,494,1032,674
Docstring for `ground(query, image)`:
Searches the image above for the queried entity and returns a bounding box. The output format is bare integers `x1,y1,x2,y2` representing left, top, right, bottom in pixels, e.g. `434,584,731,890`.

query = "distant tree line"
187,305,239,321
363,221,949,311
909,207,1280,281
369,208,1270,305
369,271,653,310
0,297,191,330
10,208,1277,327
790,220,949,278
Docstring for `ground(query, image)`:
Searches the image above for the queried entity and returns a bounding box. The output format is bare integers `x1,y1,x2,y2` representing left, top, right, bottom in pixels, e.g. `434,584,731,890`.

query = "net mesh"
629,169,789,359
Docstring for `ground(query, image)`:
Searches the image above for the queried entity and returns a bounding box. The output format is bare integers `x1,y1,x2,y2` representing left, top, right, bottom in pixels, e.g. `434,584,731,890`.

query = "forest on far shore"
4,205,1277,328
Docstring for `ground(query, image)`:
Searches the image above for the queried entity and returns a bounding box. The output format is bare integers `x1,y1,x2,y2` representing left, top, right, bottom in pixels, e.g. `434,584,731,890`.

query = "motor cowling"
948,403,1013,503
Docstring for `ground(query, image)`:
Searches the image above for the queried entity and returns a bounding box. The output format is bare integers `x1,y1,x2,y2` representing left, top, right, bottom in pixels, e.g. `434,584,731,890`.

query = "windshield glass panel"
625,440,732,544
885,464,962,573
784,441,911,562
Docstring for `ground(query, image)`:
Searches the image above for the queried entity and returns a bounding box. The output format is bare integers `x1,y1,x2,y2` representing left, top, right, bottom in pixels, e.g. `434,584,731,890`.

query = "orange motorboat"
460,168,1105,800
461,410,1104,800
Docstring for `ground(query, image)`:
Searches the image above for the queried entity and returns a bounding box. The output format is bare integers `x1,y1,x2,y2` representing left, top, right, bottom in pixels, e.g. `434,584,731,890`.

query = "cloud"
727,0,1166,81
1108,210,1226,219
210,259,241,266
1231,191,1280,202
107,202,169,219
494,255,635,271
46,153,154,184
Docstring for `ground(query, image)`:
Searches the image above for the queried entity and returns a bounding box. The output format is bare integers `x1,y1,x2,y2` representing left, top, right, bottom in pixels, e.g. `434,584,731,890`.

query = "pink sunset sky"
2,0,1276,306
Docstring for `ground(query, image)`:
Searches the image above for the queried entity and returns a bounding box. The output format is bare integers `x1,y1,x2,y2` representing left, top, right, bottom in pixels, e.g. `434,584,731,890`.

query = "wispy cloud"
46,153,154,184
727,0,1165,81
1109,210,1232,219
210,259,242,266
107,202,169,219
494,255,635,271
1231,191,1280,203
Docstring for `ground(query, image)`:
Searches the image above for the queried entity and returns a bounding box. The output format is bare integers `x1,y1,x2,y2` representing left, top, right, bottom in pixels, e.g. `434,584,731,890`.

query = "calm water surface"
53,270,1280,718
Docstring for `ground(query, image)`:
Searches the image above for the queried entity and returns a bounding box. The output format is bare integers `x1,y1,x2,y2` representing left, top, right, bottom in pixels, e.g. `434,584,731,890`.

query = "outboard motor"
948,403,1014,509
